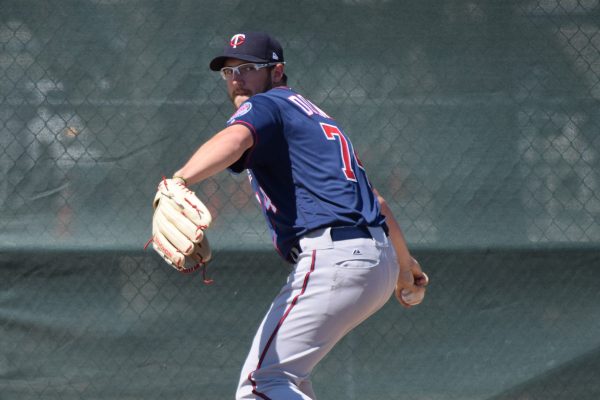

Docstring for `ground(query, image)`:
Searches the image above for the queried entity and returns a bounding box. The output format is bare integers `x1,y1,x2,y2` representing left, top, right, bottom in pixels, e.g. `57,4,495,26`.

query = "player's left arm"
148,124,254,273
173,124,254,185
373,188,428,307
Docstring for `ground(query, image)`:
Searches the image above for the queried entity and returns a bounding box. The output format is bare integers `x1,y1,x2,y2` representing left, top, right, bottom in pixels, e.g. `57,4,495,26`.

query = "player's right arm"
173,124,254,186
373,188,428,307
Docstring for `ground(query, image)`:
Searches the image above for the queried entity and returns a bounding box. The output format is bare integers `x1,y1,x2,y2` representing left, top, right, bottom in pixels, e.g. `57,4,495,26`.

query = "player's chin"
233,94,250,108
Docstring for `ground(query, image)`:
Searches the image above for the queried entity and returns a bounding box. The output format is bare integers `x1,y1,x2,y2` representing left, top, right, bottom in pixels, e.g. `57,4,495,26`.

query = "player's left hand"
147,177,213,273
395,257,429,308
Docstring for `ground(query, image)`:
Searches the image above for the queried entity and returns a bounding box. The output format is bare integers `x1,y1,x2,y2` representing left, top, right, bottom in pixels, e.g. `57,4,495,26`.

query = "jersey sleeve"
226,95,282,173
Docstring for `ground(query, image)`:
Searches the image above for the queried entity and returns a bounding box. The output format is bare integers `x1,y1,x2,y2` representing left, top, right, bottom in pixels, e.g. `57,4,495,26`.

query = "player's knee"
235,376,311,399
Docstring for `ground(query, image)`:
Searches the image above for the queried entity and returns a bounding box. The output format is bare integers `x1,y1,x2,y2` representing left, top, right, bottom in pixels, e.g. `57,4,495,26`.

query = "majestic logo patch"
227,102,252,124
230,34,246,48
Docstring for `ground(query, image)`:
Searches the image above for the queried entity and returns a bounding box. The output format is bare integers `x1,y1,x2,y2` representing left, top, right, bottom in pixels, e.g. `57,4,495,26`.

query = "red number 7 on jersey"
320,122,357,181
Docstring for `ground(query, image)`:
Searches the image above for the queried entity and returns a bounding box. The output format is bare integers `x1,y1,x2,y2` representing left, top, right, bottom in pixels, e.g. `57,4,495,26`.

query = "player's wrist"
172,175,188,186
397,255,413,273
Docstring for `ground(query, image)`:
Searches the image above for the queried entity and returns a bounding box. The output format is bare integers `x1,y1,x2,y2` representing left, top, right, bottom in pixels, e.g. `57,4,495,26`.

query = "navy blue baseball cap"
209,32,285,71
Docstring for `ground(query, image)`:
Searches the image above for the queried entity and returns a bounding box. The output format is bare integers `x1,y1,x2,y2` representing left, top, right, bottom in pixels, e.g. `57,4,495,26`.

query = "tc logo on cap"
230,34,246,48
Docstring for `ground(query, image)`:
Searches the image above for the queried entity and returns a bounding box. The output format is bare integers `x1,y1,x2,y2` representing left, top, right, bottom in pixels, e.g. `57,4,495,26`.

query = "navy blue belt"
330,225,372,241
330,224,389,241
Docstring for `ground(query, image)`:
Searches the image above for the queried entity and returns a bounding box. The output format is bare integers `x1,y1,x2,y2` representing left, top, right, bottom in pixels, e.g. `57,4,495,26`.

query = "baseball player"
167,32,428,399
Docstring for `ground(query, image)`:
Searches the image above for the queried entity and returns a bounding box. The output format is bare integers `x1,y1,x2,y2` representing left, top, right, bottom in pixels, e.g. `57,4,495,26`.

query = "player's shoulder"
253,87,294,103
244,87,297,113
226,89,290,125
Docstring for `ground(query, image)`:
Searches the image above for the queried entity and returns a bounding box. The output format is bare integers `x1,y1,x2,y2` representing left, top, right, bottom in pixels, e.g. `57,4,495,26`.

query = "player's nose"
231,72,244,84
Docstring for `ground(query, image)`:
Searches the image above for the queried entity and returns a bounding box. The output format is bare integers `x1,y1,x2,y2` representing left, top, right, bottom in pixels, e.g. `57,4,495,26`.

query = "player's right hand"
395,257,429,308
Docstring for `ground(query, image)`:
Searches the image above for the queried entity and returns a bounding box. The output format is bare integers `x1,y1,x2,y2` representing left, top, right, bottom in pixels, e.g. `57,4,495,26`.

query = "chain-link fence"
2,1,600,399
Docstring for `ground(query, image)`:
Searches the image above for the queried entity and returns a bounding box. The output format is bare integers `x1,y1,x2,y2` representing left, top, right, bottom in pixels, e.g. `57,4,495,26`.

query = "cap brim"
209,54,270,71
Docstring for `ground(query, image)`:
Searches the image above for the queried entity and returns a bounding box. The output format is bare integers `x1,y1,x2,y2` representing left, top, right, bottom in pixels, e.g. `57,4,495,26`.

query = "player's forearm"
373,189,412,272
174,125,253,186
174,140,241,184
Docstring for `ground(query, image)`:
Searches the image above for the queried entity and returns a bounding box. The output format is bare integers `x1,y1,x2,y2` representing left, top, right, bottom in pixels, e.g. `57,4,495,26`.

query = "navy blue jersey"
227,87,385,261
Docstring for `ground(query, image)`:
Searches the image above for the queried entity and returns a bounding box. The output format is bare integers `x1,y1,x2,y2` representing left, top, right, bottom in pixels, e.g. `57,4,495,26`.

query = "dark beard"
229,75,274,108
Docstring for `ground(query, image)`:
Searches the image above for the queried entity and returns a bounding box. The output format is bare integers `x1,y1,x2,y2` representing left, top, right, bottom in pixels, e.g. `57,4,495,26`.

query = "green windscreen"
1,1,599,399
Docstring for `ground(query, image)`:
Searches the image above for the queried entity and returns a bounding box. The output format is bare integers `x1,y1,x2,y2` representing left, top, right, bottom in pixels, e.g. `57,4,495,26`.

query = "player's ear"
271,63,285,84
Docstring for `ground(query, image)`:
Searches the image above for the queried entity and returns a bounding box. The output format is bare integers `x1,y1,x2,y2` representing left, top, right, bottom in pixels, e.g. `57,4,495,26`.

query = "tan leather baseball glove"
148,177,212,274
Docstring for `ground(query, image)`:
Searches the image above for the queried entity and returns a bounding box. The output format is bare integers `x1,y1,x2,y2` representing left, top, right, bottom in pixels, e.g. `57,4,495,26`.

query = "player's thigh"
239,244,396,377
273,243,395,352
